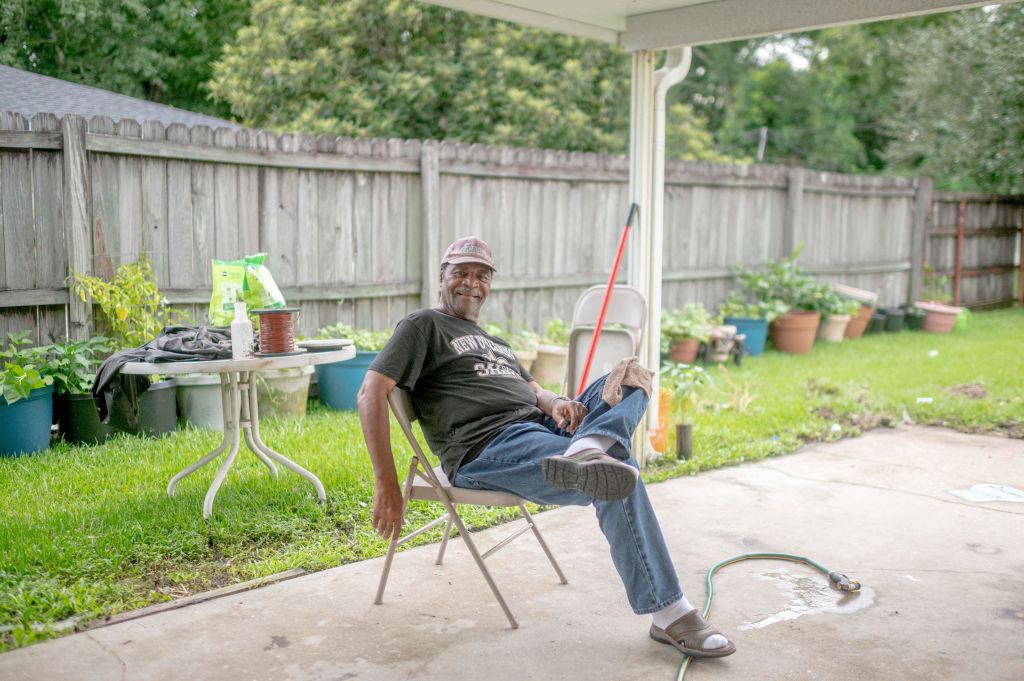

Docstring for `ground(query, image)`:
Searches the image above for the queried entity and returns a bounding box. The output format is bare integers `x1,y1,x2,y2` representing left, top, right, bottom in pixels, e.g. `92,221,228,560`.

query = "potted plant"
736,250,821,354
831,283,879,339
0,331,54,456
718,290,788,357
659,361,712,459
313,323,392,411
914,266,962,333
68,256,187,436
531,319,570,387
813,288,859,343
41,336,115,445
661,303,716,364
902,304,926,331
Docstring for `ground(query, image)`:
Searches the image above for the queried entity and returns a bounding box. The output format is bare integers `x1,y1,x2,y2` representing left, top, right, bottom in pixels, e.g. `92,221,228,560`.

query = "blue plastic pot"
0,385,54,456
316,351,379,411
724,316,769,357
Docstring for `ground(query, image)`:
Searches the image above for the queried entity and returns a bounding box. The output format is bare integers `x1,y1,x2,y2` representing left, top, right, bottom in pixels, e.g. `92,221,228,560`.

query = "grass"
1,307,1021,650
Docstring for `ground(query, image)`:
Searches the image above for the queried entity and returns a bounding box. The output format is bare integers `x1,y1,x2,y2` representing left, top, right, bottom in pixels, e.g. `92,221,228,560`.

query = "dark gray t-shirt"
369,309,542,479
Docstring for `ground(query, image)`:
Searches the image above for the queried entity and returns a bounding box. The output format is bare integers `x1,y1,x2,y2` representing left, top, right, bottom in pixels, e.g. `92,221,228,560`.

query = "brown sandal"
650,609,737,658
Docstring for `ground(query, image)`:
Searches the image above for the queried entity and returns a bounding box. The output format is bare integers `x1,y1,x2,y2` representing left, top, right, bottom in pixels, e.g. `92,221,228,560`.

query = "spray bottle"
231,300,254,360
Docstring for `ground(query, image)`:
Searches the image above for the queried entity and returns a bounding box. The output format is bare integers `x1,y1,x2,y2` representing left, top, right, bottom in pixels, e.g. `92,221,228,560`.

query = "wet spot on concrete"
997,608,1024,621
738,571,875,630
263,635,291,650
967,543,1003,555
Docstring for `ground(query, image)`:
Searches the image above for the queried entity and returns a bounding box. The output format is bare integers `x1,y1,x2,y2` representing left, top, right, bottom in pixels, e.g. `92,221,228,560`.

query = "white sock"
652,597,729,650
564,434,616,457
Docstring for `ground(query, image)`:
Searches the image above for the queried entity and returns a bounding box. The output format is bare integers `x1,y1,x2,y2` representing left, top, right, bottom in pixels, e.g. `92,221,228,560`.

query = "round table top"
120,346,356,375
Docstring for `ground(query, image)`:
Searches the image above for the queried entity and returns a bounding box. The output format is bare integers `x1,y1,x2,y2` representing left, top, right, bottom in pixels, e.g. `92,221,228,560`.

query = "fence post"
908,177,932,304
61,115,93,340
784,167,804,256
1018,205,1024,306
953,200,966,306
419,141,441,309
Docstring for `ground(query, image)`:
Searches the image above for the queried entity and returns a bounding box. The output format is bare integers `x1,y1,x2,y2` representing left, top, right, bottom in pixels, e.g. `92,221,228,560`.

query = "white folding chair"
374,389,568,629
563,285,647,395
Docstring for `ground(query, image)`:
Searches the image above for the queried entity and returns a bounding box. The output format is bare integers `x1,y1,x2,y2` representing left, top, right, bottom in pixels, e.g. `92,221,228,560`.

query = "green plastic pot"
109,380,179,437
55,393,114,445
866,313,886,334
0,385,54,456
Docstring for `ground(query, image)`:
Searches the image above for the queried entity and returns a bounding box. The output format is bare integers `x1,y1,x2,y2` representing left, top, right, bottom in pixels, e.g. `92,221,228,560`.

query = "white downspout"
646,47,691,455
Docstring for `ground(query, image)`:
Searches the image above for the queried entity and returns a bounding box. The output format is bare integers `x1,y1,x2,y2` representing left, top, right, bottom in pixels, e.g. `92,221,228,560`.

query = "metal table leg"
244,370,327,503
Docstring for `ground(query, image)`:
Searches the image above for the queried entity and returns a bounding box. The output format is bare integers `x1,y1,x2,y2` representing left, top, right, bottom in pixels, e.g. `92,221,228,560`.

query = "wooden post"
784,167,804,257
1019,206,1024,306
908,177,932,304
419,141,441,310
953,200,966,306
61,115,93,340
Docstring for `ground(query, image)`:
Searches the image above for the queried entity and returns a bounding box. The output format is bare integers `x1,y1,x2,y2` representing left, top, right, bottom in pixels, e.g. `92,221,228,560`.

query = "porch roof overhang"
425,1,994,50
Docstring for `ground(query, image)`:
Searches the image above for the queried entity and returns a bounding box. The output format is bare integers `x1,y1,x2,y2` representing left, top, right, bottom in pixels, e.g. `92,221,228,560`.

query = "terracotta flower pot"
817,313,851,343
844,305,872,339
514,348,537,373
769,310,821,354
668,338,700,364
915,301,962,333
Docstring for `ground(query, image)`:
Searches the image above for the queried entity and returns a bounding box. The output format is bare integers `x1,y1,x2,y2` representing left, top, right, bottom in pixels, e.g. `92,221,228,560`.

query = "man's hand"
372,483,405,541
552,398,588,434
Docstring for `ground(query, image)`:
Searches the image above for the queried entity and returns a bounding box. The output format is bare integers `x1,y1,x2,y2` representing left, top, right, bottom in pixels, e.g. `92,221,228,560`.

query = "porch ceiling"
425,0,996,49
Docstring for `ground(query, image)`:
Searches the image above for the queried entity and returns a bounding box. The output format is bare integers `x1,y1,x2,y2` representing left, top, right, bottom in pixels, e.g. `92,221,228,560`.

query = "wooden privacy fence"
926,193,1024,308
2,110,1016,345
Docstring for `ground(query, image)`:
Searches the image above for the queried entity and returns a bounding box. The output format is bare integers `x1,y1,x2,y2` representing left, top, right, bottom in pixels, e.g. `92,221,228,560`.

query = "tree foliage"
884,5,1024,193
209,0,734,161
0,0,250,117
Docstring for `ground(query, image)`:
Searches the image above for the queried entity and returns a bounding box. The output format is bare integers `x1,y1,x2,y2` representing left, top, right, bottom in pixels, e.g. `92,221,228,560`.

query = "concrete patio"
1,425,1021,681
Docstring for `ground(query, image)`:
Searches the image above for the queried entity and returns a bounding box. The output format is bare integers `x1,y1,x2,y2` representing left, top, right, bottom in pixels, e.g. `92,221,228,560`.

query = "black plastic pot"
902,306,926,330
866,313,887,334
882,307,905,332
55,393,114,445
109,380,178,437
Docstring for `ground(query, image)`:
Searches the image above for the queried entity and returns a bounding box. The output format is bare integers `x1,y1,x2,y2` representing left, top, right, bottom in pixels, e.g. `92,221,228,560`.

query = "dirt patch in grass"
949,383,988,399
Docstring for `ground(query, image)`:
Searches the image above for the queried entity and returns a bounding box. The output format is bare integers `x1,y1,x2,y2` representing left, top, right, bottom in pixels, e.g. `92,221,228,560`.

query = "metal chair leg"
435,514,454,565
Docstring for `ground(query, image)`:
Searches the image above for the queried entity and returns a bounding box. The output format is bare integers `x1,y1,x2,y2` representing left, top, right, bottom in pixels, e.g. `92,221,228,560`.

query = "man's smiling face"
438,262,492,322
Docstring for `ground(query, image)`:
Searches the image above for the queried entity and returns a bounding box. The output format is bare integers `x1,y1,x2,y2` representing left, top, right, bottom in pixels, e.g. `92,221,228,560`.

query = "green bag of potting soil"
209,253,286,326
244,255,286,311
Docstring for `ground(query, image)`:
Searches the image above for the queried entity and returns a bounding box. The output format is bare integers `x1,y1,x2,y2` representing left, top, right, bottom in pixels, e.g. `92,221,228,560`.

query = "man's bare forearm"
357,378,399,490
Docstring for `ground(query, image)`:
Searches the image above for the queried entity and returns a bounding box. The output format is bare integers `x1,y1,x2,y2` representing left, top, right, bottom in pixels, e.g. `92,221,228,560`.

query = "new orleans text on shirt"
450,334,520,378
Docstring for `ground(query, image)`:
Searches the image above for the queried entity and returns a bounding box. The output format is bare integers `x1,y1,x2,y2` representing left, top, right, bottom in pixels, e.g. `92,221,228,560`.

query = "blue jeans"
453,375,683,614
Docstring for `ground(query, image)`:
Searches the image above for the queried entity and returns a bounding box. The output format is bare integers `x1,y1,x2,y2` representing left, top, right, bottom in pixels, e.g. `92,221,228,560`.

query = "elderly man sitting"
357,236,735,658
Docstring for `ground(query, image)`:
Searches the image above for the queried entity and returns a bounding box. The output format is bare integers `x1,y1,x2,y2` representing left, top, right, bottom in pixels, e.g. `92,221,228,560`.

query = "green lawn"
1,307,1021,650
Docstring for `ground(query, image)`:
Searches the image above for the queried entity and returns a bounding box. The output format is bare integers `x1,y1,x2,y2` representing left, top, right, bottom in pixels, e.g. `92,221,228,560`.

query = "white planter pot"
176,373,223,430
256,365,314,420
817,314,851,343
531,344,567,387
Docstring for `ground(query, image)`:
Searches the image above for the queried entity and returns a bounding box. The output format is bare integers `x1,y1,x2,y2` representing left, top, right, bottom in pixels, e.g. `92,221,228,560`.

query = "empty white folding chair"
563,285,647,396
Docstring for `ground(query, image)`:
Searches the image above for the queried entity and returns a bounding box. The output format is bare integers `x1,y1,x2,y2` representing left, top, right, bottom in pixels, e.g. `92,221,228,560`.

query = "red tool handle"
575,203,639,398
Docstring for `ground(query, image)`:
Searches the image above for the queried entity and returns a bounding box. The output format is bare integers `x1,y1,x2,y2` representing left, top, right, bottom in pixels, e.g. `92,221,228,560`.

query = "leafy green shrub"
315,323,392,351
541,319,570,346
39,337,112,396
68,257,191,349
733,248,820,312
718,291,789,322
0,331,52,405
660,303,717,353
660,361,712,419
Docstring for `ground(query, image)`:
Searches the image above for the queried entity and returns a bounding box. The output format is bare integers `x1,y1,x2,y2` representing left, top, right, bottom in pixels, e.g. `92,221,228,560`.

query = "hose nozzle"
828,571,861,592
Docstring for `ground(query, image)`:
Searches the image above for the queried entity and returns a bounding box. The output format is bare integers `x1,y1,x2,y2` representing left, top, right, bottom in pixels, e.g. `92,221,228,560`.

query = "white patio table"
121,347,355,519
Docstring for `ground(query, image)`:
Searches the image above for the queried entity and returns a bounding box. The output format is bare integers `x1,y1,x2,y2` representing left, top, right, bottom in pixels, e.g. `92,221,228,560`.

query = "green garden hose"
675,553,862,681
